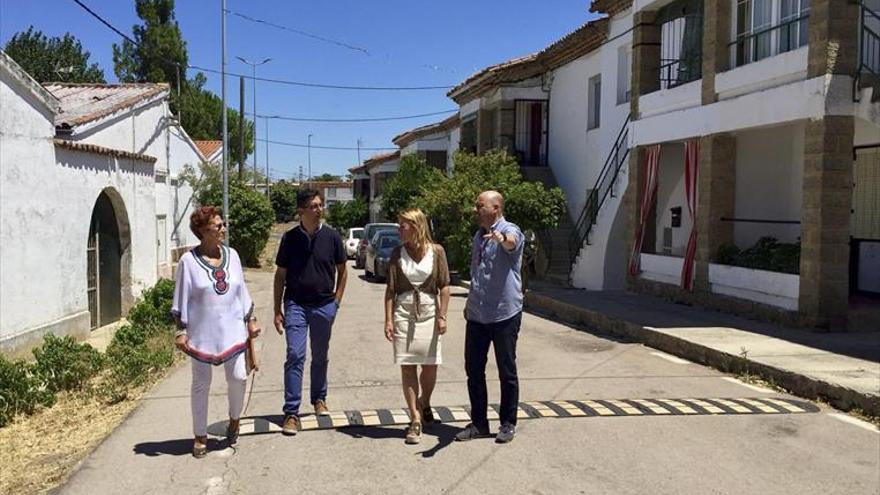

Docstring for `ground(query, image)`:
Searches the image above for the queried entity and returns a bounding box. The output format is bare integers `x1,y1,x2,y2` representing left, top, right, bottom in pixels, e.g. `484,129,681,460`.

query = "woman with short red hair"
171,206,260,457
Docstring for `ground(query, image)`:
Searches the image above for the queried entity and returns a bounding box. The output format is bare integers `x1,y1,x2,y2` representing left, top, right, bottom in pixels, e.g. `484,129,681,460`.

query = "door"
851,146,880,295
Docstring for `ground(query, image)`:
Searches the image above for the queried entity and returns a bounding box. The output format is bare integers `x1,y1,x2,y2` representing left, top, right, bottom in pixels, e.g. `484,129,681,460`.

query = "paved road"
61,262,880,495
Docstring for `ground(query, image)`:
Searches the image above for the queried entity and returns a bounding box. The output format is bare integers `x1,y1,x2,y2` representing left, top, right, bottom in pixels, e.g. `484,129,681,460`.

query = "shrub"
128,278,175,329
197,178,274,266
32,334,104,393
0,356,55,427
270,180,299,222
380,154,444,222
715,237,801,274
325,196,369,234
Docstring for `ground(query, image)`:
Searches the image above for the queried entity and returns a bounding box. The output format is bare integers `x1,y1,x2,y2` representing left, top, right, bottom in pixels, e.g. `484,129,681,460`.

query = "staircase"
857,2,880,102
569,115,631,273
519,166,576,285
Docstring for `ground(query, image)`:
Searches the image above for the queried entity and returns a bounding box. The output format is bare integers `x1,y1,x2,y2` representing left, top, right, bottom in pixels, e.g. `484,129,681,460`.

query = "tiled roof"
364,150,400,167
45,82,169,129
448,19,609,105
348,164,368,174
0,50,61,114
194,140,223,160
392,114,460,148
54,139,157,163
303,181,353,189
590,0,633,16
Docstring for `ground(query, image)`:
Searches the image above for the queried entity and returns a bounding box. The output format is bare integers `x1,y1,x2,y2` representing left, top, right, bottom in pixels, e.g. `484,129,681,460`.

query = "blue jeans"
283,299,337,416
464,312,521,432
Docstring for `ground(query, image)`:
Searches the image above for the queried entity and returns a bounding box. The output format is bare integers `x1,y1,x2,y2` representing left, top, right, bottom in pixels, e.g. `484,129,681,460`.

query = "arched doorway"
87,189,131,329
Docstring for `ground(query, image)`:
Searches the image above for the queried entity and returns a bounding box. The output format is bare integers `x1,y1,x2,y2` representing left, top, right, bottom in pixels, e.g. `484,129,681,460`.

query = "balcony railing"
730,14,809,68
862,4,880,74
658,13,703,89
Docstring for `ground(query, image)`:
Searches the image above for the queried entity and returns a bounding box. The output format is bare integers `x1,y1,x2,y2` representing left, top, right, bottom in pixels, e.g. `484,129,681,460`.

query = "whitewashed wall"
733,123,804,247
553,11,634,289
654,143,691,255
447,126,461,174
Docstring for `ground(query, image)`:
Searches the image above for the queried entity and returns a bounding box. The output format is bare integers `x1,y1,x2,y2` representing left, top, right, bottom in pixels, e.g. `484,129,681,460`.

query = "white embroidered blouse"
171,245,254,364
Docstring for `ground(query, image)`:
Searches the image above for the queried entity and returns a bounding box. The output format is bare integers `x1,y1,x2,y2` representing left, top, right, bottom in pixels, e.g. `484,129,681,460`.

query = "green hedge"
716,237,801,274
0,279,178,427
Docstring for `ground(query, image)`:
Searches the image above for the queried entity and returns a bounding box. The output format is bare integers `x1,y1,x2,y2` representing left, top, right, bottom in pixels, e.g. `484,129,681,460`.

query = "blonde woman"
384,209,451,444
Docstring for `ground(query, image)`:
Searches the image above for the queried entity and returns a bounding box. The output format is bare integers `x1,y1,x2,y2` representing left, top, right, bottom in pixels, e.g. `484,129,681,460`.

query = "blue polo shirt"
465,217,524,324
276,223,345,307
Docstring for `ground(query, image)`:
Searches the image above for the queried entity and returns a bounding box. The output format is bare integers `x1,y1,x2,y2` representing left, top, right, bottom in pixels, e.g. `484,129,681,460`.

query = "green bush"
128,278,175,328
270,180,299,222
197,178,274,266
716,237,801,274
0,356,55,427
32,334,104,393
414,150,566,275
325,196,369,234
380,154,445,222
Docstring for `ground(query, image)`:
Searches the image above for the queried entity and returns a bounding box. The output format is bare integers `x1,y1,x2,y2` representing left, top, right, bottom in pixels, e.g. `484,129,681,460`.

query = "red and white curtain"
680,139,700,291
628,145,661,277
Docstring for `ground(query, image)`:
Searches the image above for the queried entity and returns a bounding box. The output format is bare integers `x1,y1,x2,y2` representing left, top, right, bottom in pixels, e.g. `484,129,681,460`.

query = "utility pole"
357,138,362,165
308,134,313,181
265,116,270,199
221,0,229,245
298,165,303,183
238,76,245,181
236,56,272,190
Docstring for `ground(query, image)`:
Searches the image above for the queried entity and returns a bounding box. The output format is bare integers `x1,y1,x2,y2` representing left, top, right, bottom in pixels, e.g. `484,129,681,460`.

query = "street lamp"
308,133,313,182
236,56,272,190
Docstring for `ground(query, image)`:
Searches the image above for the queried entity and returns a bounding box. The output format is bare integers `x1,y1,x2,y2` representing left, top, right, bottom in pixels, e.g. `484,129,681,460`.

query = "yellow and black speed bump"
207,397,819,436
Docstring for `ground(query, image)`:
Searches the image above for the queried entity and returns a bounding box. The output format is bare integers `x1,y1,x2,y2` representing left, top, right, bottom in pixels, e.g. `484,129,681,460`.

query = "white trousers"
191,353,247,437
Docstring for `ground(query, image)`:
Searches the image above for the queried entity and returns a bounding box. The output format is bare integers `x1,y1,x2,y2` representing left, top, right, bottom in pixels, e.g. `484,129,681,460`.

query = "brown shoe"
405,421,422,445
314,400,330,416
282,415,299,436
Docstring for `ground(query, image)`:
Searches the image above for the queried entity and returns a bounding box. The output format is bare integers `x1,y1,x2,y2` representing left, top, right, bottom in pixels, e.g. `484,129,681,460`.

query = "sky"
0,0,599,180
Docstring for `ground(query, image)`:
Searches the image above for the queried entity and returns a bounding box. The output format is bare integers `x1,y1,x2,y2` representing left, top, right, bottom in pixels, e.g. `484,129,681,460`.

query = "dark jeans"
464,312,521,432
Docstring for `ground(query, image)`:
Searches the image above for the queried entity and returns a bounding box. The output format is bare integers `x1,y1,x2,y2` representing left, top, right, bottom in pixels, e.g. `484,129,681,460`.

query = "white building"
392,114,460,174
362,151,400,223
0,50,202,356
302,180,354,209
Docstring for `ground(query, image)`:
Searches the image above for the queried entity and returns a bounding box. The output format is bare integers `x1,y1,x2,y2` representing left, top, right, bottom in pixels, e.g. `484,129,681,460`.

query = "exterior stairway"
520,166,575,285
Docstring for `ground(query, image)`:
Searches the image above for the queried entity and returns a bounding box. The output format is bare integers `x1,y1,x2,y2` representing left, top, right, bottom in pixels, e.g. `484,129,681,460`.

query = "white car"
345,227,364,258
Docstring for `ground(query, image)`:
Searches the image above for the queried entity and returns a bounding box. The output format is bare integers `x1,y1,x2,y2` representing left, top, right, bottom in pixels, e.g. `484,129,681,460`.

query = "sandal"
226,419,240,446
193,436,208,458
405,421,422,445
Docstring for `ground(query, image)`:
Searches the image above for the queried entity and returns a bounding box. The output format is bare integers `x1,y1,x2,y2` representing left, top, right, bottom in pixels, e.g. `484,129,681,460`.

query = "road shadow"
334,422,461,458
133,437,225,457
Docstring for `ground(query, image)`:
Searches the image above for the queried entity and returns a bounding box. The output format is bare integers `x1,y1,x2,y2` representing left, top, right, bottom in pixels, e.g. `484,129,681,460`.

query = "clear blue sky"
1,0,598,179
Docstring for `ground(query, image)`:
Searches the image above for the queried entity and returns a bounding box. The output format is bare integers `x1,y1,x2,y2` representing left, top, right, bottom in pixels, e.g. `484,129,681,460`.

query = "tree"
113,1,253,163
270,180,299,222
414,150,566,275
4,27,105,83
310,173,343,182
379,154,444,222
325,197,369,234
196,177,274,267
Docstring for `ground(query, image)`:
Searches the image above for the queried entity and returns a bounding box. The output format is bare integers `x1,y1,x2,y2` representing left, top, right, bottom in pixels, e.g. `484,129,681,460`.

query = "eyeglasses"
305,203,324,210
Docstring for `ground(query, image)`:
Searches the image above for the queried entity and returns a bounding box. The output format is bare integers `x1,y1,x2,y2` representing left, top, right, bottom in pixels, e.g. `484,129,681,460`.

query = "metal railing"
569,114,631,263
861,4,880,74
730,14,809,68
659,57,702,89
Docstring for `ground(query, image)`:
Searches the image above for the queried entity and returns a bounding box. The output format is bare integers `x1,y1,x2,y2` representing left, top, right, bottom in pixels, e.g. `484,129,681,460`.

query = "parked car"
345,227,364,258
355,222,397,269
365,230,401,280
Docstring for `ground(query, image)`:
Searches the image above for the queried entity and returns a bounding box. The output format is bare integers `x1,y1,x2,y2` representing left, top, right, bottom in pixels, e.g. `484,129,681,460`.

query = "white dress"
393,247,441,365
171,245,253,365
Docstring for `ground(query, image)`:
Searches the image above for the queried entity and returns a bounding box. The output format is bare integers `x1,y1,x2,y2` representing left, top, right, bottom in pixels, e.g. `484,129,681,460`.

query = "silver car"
365,230,400,280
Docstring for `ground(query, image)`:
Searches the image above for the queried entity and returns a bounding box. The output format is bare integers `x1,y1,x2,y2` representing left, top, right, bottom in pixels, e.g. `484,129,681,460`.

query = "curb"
524,291,880,418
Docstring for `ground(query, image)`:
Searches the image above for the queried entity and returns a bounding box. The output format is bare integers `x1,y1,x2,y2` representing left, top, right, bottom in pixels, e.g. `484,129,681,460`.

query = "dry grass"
256,221,295,272
0,364,180,494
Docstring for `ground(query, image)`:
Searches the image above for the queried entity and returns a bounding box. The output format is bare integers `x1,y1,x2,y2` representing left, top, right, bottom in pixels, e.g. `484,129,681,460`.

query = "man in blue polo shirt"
455,190,524,444
273,189,347,435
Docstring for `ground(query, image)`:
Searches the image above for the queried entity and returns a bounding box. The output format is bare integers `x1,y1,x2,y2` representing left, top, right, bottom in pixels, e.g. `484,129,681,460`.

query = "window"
735,0,809,67
617,45,631,104
587,75,601,130
328,187,337,198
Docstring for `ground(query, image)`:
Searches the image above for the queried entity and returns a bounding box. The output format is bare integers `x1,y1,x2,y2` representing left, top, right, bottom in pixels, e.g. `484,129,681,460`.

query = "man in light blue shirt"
455,190,524,444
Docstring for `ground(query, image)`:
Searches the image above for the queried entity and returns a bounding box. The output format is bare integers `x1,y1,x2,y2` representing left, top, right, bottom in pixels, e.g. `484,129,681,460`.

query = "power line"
247,109,457,123
258,138,396,151
70,0,455,91
226,9,370,55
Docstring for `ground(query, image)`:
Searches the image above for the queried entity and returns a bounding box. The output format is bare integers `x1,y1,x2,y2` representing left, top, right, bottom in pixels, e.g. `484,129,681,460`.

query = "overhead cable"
248,109,457,123
257,138,396,151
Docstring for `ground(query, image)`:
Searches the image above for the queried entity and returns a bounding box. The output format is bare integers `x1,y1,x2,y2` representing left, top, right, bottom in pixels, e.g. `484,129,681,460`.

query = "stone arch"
87,187,132,329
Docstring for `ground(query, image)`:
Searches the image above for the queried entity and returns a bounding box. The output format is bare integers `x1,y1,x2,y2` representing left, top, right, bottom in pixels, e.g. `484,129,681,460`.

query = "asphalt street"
60,262,880,495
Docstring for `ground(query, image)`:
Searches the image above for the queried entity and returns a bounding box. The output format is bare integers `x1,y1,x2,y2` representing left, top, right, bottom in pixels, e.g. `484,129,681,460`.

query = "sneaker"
405,421,422,445
496,424,516,444
454,423,491,442
282,415,299,436
314,400,330,416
